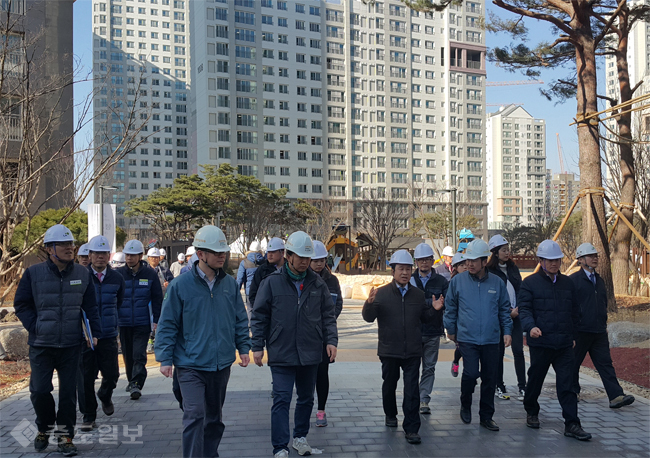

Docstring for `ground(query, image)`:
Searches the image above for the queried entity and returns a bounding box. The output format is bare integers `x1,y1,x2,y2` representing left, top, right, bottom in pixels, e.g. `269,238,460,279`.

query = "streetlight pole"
451,188,457,252
98,185,118,236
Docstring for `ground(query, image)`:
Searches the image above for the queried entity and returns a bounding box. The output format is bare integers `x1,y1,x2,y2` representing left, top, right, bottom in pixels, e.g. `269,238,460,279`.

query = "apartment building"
92,0,191,230
485,104,547,228
550,172,581,218
97,0,488,234
1,0,75,211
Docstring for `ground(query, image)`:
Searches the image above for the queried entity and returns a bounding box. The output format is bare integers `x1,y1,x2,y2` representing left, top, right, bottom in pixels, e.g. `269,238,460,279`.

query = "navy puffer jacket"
14,259,101,348
518,270,581,349
88,265,125,339
117,261,163,327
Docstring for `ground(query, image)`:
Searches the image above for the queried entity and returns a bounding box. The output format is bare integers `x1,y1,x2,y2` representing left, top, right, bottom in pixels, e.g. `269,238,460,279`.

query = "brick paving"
1,306,649,457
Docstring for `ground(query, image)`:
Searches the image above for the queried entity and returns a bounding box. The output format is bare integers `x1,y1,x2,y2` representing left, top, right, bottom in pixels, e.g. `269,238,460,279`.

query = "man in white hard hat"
363,249,443,445
410,243,449,415
443,239,512,432
77,243,90,267
170,253,187,278
251,231,338,457
156,225,251,458
519,240,592,440
236,241,264,319
14,224,101,456
179,247,197,275
159,248,169,270
110,252,126,269
248,237,286,308
435,246,455,280
116,240,164,400
147,247,174,294
570,243,634,409
79,235,125,432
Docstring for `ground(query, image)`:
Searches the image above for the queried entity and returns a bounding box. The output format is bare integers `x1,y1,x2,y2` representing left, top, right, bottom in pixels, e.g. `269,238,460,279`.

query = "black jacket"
362,282,436,358
488,262,522,296
88,265,125,339
518,270,580,349
569,269,608,333
248,259,280,307
251,267,338,366
15,259,101,348
116,261,164,328
410,269,448,337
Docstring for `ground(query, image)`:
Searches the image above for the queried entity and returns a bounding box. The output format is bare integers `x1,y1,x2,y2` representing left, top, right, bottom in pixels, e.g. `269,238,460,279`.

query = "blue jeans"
176,366,231,458
270,365,318,455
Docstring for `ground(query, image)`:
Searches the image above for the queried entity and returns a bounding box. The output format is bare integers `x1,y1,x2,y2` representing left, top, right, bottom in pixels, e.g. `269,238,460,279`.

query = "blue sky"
72,0,598,202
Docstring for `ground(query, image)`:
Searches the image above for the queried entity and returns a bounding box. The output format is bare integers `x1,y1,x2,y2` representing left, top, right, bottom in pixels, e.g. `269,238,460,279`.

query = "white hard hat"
536,240,564,260
389,249,414,266
285,231,314,258
414,243,434,260
249,241,262,252
112,252,126,263
88,235,111,253
451,252,465,266
576,242,598,258
193,225,230,252
159,248,166,257
77,244,90,256
188,253,199,267
311,240,328,260
488,234,509,251
123,239,144,255
442,246,455,257
147,247,161,257
177,253,186,261
267,237,285,252
463,240,491,260
186,246,196,256
43,224,75,245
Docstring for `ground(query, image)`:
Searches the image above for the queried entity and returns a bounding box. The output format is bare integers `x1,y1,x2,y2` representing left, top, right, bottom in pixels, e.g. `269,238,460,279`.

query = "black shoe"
460,407,471,424
405,432,421,444
564,423,592,441
480,419,500,431
385,416,398,427
57,436,78,457
129,384,141,400
526,415,540,429
79,421,96,432
101,399,114,416
34,432,49,452
609,394,635,409
125,381,133,392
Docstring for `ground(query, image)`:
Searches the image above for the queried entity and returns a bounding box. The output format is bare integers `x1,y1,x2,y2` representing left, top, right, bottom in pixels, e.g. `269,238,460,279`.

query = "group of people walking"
13,223,636,458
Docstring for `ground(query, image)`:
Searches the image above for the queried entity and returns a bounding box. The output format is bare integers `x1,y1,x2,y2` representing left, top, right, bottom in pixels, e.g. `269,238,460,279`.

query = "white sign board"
88,204,117,253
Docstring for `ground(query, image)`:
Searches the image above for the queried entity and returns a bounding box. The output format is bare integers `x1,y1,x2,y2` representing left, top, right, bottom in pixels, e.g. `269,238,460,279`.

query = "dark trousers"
380,356,421,434
76,344,86,419
316,347,330,411
458,342,499,422
81,338,119,422
573,332,624,400
497,316,526,391
453,344,462,364
177,366,231,458
173,367,184,410
270,365,319,455
29,345,80,438
524,346,579,426
119,325,150,388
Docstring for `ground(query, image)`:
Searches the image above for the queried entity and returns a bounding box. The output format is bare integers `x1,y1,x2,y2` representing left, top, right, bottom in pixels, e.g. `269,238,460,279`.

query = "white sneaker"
292,437,312,456
495,387,510,400
274,450,289,458
518,389,525,401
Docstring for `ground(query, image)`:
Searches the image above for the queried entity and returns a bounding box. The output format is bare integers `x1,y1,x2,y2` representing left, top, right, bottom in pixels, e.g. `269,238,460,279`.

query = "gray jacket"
251,267,338,366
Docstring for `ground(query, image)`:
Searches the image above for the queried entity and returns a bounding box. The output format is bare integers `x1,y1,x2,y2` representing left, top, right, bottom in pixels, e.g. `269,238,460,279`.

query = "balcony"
326,14,344,23
390,40,406,48
390,8,406,17
466,5,482,13
328,111,345,118
1,115,22,141
389,25,406,33
327,31,345,39
327,80,345,87
466,60,482,69
327,63,345,71
328,142,346,150
390,102,407,108
328,95,344,103
390,56,406,63
328,126,346,134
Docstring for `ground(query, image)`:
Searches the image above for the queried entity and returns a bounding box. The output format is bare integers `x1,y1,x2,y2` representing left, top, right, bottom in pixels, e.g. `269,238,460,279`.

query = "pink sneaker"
316,411,327,427
451,363,459,377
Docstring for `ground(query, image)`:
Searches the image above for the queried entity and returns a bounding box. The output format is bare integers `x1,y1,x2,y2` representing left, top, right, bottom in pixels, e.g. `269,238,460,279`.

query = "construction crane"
556,133,569,174
486,80,544,87
486,103,525,107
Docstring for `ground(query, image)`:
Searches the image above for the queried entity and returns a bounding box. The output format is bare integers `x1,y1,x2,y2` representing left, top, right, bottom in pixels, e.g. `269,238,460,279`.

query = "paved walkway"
1,306,649,457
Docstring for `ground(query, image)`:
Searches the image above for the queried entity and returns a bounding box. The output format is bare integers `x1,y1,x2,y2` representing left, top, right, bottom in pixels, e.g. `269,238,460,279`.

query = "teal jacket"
155,263,251,371
443,270,512,345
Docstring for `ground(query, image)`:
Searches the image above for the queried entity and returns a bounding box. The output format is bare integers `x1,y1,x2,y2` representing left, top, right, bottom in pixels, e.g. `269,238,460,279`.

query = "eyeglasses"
56,242,74,248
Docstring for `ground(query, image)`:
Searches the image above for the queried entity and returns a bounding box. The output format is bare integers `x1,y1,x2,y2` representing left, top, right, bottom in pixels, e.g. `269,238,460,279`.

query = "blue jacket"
519,270,580,349
155,263,251,371
88,265,125,340
14,259,101,348
410,269,449,337
443,270,512,345
116,261,163,328
237,252,263,296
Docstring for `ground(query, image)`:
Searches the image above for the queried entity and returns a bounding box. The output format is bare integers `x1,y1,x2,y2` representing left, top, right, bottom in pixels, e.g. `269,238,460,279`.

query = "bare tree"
303,199,346,244
0,2,151,302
